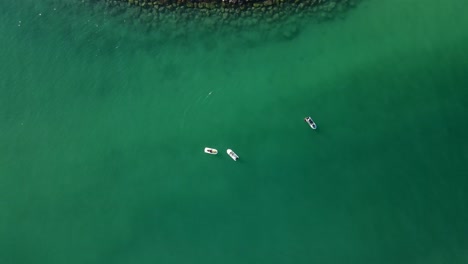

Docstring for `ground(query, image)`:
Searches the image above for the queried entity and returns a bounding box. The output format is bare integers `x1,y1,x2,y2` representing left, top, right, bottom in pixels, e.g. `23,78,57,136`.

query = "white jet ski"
304,116,317,130
204,147,218,155
227,149,239,161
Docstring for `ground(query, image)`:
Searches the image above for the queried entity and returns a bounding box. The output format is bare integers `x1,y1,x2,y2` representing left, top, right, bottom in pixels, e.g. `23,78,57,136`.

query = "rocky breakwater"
85,0,360,42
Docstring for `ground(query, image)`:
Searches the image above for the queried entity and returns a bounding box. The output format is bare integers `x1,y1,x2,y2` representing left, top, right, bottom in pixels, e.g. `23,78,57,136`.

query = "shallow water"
1,0,468,263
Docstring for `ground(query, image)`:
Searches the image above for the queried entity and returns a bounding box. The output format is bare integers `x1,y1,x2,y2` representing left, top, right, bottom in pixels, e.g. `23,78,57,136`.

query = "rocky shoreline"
94,0,359,35
59,0,362,49
118,0,358,13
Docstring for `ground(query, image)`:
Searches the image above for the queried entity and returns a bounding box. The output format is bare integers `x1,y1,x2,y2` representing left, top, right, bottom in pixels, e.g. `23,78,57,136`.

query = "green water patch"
1,0,468,263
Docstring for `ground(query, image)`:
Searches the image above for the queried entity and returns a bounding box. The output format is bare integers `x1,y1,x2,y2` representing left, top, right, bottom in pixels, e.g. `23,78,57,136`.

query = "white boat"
204,147,218,155
227,149,239,161
304,116,317,130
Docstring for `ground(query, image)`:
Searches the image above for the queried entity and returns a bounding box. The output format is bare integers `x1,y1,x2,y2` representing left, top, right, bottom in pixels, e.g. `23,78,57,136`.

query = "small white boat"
204,147,218,155
227,149,239,161
304,116,317,130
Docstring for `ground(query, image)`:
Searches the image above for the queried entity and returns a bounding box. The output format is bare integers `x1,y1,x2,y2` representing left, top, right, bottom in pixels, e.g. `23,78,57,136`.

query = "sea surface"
1,0,468,263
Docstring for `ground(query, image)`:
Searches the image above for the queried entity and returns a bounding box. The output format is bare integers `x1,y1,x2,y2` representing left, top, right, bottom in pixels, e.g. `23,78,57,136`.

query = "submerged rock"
73,0,362,45
282,24,299,40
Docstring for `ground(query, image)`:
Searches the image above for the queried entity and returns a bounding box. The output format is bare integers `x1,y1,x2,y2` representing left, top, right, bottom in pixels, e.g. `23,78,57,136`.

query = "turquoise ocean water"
1,0,468,263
